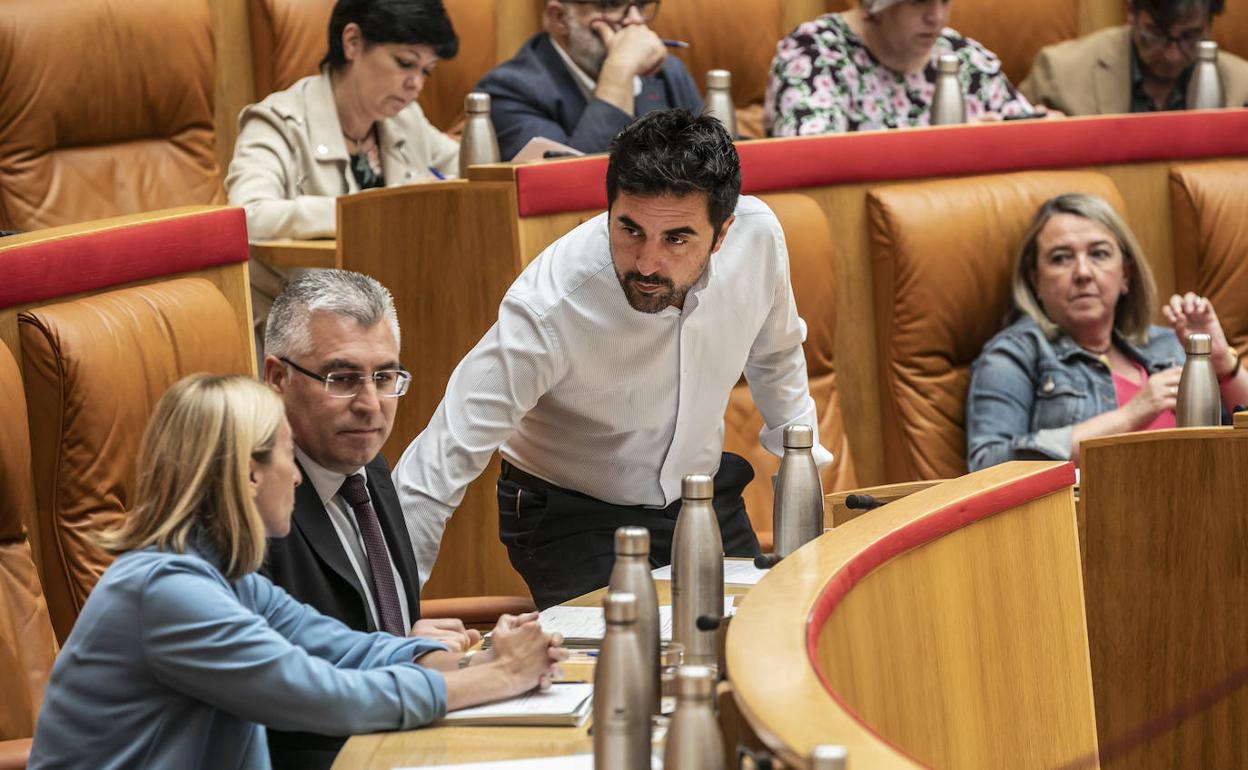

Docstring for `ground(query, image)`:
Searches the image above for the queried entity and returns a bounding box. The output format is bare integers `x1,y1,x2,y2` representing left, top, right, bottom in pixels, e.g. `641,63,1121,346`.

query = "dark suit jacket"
476,32,704,160
260,453,422,770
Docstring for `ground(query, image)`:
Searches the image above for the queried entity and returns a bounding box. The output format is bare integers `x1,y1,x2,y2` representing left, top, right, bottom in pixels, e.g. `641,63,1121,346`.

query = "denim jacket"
966,315,1183,471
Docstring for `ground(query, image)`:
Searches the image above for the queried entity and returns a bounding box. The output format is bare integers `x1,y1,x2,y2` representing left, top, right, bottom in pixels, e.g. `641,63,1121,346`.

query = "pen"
663,39,690,49
427,165,447,180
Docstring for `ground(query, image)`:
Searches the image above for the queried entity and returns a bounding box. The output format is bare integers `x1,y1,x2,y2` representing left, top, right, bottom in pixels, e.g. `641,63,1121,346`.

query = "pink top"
1112,360,1176,431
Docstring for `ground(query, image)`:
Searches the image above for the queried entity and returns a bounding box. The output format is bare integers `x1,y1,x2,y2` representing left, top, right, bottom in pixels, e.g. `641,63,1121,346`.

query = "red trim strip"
803,462,1077,764
0,208,248,309
515,110,1248,217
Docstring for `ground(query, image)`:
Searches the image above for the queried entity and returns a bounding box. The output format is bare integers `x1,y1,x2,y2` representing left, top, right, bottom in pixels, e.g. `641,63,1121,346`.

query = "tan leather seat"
249,0,501,132
723,193,855,546
19,279,251,641
651,0,787,138
868,170,1125,482
821,0,1077,86
0,0,222,232
0,343,58,770
1171,160,1248,358
1213,3,1248,68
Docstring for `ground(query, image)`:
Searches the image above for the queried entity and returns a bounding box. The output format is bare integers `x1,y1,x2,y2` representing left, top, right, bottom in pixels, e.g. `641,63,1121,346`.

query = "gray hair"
1011,193,1157,346
264,270,400,359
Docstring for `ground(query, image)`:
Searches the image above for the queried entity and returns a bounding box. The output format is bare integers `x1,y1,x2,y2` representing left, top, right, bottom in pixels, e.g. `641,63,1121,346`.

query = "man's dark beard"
616,270,687,313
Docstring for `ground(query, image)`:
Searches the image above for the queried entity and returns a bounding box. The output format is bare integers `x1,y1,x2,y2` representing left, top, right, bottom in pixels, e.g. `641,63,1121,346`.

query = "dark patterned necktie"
338,474,405,636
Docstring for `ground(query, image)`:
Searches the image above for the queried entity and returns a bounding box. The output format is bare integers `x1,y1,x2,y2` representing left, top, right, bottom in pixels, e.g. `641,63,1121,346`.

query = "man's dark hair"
1130,0,1224,27
321,0,458,71
606,109,741,234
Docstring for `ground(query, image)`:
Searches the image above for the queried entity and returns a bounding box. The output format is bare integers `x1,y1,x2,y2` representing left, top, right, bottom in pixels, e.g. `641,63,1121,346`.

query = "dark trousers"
497,452,762,609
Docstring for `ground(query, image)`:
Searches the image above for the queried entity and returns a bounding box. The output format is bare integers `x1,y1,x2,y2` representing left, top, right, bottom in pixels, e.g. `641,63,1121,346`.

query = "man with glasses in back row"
1020,0,1248,114
476,0,703,160
259,270,530,770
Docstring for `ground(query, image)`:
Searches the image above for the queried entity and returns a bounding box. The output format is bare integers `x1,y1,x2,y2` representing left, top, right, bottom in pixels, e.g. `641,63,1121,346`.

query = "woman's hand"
488,613,567,694
1122,366,1182,428
1163,293,1236,374
408,618,481,653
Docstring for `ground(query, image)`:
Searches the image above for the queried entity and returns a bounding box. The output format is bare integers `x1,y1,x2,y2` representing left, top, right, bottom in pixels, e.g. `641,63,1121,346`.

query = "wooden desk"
250,238,337,270
333,568,754,769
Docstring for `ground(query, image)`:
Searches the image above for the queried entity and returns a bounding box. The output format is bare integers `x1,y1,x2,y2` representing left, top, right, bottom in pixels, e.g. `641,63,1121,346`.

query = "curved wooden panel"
728,461,1097,769
1081,427,1248,769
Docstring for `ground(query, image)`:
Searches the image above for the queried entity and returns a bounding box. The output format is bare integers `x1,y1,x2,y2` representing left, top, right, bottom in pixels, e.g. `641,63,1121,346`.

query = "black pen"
663,39,690,49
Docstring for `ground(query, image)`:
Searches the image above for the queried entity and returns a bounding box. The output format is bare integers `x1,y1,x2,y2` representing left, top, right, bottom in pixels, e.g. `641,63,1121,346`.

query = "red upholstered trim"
514,110,1248,216
0,208,248,309
802,462,1077,765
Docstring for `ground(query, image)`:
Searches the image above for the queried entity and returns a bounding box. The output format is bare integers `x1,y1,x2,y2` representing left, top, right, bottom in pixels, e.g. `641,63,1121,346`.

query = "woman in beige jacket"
226,0,461,242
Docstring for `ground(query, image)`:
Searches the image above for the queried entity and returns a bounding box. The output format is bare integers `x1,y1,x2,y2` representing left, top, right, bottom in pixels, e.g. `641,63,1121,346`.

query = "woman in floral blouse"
765,0,1033,136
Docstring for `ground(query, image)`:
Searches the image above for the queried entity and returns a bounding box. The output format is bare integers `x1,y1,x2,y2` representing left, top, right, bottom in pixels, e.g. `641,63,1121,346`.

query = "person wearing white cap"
765,0,1033,135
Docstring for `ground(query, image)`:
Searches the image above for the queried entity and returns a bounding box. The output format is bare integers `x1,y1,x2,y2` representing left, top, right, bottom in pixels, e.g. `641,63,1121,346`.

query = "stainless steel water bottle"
662,665,725,770
810,745,849,770
671,474,724,667
1176,333,1221,427
607,526,659,714
705,69,738,138
772,424,824,558
1187,41,1225,110
593,592,650,770
930,54,966,125
458,92,501,178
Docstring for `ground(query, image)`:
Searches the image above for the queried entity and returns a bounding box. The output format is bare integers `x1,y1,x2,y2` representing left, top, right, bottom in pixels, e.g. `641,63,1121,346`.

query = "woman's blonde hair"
1011,193,1158,346
99,374,285,580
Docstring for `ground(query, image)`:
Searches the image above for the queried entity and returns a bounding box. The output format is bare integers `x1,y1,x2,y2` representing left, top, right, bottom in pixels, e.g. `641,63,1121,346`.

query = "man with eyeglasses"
1021,0,1248,115
475,0,703,160
259,270,486,770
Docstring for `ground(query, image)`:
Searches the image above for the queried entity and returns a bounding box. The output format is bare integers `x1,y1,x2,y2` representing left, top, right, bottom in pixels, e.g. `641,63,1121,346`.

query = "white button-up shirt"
395,196,832,583
296,447,412,631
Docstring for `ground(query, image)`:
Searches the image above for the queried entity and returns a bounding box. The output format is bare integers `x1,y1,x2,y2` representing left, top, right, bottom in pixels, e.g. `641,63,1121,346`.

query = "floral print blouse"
765,14,1032,136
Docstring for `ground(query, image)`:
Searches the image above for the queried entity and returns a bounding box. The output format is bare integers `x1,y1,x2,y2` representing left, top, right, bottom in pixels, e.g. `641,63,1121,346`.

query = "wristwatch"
457,650,478,669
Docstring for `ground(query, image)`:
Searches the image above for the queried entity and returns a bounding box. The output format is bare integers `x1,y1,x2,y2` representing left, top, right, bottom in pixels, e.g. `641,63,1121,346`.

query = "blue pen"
663,39,690,49
427,165,447,180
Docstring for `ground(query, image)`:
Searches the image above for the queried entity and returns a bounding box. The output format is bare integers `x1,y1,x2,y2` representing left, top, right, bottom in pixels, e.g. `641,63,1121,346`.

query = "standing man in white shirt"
395,109,832,608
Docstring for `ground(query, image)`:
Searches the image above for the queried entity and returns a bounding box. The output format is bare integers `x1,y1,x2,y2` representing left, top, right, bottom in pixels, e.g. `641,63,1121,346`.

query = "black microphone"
754,553,781,570
696,614,723,632
844,493,883,511
1233,404,1248,413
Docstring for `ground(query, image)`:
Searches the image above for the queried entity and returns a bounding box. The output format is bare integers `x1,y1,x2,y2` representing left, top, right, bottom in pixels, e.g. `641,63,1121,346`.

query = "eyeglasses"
1136,24,1206,54
281,357,411,398
562,0,661,23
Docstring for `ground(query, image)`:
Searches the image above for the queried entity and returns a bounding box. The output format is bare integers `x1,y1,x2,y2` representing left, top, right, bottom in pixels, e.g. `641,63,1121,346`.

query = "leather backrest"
820,0,1078,86
249,0,498,132
1213,4,1248,65
651,0,785,111
1170,160,1248,357
18,279,251,641
0,0,222,232
723,193,855,536
869,170,1125,482
0,342,57,741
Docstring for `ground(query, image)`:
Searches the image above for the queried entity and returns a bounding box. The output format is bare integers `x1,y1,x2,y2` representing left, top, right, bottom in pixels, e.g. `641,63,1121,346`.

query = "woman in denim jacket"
967,193,1248,471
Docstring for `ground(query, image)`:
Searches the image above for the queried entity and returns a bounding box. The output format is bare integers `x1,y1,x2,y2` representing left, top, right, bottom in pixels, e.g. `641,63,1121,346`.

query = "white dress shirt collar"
295,445,365,506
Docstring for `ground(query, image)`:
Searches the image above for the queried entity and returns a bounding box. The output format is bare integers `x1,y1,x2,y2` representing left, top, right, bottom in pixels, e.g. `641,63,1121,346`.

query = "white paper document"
395,753,595,770
650,557,769,586
437,683,593,727
534,598,736,645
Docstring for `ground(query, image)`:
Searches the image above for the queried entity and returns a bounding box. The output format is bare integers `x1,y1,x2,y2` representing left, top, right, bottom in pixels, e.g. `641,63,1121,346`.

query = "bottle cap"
615,526,650,556
464,92,491,113
675,665,716,699
1186,333,1212,355
706,69,732,89
682,474,713,500
783,424,814,449
810,745,849,770
1198,40,1218,61
937,53,959,74
603,591,638,624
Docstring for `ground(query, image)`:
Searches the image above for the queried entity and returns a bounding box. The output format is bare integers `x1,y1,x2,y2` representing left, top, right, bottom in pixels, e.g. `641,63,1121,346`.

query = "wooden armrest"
825,479,945,527
0,738,32,770
421,595,537,627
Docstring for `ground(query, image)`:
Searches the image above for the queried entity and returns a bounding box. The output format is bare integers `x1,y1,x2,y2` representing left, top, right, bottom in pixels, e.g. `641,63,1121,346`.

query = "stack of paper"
485,598,736,650
650,557,769,586
437,683,593,727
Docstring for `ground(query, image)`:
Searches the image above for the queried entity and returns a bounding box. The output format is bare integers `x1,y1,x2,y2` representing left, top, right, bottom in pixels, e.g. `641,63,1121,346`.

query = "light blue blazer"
28,545,449,770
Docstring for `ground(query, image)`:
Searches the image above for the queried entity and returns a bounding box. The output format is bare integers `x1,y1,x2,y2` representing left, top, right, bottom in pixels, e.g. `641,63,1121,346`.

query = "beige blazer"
225,71,460,241
1021,25,1248,116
